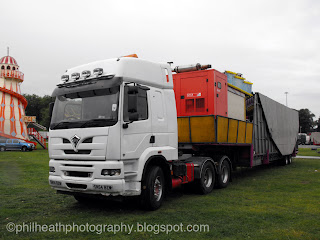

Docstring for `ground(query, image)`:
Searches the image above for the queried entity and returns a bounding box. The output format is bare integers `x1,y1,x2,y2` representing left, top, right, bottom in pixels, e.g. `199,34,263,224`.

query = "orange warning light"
122,54,138,58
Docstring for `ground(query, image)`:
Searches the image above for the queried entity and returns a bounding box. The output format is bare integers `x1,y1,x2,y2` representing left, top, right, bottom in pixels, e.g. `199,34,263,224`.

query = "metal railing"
27,128,47,149
0,70,24,82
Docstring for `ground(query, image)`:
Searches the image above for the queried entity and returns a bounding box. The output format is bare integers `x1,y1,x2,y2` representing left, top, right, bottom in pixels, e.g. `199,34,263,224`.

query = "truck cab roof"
59,57,174,89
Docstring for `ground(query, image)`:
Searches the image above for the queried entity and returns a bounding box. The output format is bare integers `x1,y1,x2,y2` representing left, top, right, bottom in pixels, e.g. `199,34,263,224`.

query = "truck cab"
49,56,178,209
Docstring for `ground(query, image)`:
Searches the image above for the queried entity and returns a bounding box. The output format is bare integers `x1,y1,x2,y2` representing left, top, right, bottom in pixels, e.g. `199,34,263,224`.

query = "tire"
140,166,165,210
216,157,231,189
288,155,292,164
0,146,5,152
197,161,215,194
280,156,289,166
285,156,289,165
21,146,27,152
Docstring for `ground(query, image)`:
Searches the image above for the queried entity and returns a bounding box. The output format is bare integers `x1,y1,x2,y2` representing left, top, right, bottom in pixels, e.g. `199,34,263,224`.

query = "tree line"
23,94,320,133
298,109,320,133
23,94,54,129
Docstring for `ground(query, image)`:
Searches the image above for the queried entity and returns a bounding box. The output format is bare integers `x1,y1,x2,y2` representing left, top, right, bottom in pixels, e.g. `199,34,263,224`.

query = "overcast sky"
1,0,319,118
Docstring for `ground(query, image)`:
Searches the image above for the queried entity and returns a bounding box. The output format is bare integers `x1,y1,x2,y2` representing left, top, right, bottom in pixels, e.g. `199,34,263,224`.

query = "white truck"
49,55,299,210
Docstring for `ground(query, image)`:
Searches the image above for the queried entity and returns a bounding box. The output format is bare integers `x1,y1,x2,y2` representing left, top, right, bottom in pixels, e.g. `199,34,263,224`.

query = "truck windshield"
50,86,119,130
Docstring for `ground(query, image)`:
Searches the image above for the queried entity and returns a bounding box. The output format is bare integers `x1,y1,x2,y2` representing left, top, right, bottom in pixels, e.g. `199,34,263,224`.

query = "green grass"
297,148,320,157
1,149,320,239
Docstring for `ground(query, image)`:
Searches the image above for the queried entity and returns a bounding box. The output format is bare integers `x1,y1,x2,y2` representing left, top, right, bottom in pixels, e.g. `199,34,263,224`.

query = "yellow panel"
225,70,237,75
237,121,246,143
190,116,215,143
234,75,246,80
217,117,228,143
228,83,253,96
244,98,246,120
228,119,238,143
177,118,190,143
245,122,253,144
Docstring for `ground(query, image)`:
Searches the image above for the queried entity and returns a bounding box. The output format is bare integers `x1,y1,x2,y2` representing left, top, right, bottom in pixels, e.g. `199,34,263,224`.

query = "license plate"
93,184,112,190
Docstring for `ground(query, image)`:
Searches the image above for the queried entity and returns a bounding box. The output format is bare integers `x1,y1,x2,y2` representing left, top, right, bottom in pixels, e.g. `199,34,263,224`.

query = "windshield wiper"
80,118,116,128
50,121,71,130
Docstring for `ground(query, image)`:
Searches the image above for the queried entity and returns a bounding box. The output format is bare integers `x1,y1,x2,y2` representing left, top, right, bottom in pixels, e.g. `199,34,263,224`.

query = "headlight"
93,68,103,76
61,75,69,82
71,72,80,80
101,169,121,176
81,70,91,78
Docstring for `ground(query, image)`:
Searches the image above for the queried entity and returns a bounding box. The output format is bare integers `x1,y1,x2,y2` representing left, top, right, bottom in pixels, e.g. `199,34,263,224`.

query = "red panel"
214,70,228,116
185,163,194,182
172,178,183,189
173,69,228,117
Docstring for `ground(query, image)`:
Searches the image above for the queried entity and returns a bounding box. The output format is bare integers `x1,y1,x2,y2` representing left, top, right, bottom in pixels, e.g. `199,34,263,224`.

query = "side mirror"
49,102,54,119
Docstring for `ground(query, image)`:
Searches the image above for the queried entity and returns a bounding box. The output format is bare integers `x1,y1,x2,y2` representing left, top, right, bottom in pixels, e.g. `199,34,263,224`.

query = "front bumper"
49,175,127,195
49,160,141,197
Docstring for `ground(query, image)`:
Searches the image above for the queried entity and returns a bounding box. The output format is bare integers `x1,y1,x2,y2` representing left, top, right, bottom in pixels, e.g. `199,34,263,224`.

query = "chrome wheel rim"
204,168,213,188
221,165,229,184
153,176,162,201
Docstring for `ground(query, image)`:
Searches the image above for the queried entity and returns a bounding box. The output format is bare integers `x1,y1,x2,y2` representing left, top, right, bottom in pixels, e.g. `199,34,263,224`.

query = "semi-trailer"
48,55,299,210
310,132,320,145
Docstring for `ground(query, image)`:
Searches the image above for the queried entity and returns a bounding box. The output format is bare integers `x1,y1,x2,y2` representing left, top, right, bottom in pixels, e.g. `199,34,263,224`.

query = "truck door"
214,72,228,117
150,89,168,147
180,73,208,116
121,85,152,160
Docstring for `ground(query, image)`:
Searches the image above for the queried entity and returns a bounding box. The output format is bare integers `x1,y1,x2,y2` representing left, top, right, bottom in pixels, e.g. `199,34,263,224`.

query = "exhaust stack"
173,63,211,73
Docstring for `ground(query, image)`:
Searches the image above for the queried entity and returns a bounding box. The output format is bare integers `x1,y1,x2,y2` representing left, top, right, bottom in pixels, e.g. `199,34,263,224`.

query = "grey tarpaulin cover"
258,93,299,156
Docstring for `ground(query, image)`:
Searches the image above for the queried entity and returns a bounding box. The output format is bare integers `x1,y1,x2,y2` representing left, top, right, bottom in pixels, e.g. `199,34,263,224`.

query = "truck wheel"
217,158,231,188
21,146,27,152
288,155,292,164
280,156,289,166
197,161,215,194
141,166,165,210
0,146,5,152
285,156,289,165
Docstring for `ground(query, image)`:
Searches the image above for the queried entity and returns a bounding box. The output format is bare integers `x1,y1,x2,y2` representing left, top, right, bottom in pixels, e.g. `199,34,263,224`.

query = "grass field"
297,147,320,157
1,149,319,240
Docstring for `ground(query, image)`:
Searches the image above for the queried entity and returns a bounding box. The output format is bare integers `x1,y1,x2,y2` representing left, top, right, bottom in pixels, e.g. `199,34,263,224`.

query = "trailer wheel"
141,166,165,210
280,156,289,166
197,161,215,194
288,155,292,164
217,158,231,188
